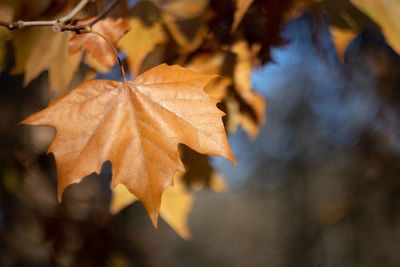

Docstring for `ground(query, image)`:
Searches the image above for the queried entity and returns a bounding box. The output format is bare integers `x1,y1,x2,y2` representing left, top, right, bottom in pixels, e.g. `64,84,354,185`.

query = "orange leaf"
69,17,130,69
21,64,235,227
185,52,231,99
118,18,166,76
351,0,400,54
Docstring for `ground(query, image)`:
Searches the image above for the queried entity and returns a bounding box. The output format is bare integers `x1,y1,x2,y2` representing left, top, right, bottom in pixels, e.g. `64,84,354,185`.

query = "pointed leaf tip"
149,210,159,228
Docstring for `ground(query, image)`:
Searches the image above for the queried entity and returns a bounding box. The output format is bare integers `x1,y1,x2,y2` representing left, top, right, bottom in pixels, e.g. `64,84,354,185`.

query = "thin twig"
58,0,121,32
89,29,127,82
58,0,90,23
2,20,56,29
0,0,89,29
0,0,120,32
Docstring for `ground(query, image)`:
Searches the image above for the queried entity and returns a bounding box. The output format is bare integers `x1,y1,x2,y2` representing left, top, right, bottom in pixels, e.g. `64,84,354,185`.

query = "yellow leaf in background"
111,171,228,239
351,0,400,54
110,183,137,215
209,172,228,194
186,52,231,99
185,44,266,138
203,77,231,100
186,52,224,76
231,40,266,138
225,92,260,137
118,18,166,76
111,172,194,239
158,173,194,239
23,29,83,95
188,171,228,193
232,0,254,32
162,2,207,54
11,28,37,75
330,26,356,60
163,18,206,53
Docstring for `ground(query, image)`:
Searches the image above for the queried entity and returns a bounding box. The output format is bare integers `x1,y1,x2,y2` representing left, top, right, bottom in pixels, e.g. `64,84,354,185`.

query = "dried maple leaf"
21,64,235,227
23,29,83,95
118,18,166,76
69,17,130,70
351,0,400,54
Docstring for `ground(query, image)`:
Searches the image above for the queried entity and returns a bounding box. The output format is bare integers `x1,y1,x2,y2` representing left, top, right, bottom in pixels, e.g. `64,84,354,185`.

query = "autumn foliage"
0,0,399,245
21,64,235,226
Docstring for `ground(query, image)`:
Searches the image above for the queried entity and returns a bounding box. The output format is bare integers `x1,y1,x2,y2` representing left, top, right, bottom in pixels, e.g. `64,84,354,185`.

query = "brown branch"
0,0,120,32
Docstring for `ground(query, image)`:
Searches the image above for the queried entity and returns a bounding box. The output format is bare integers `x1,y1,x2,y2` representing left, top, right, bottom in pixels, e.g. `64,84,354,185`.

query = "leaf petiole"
87,29,127,82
